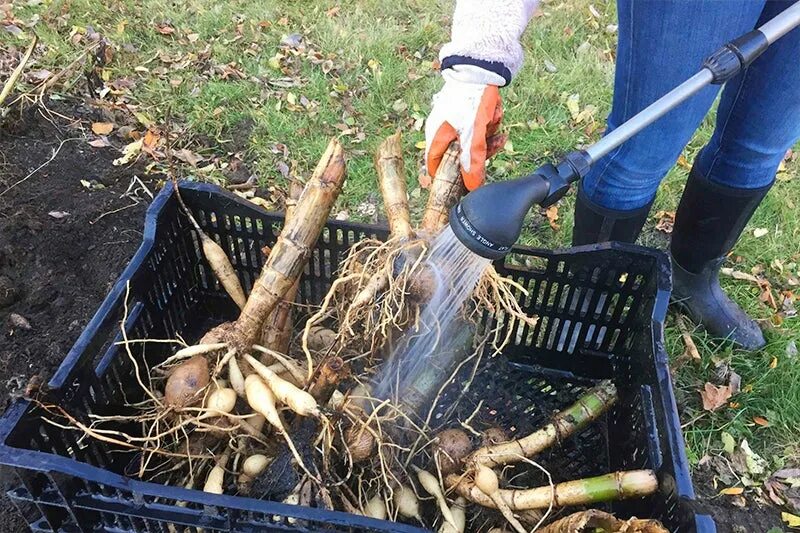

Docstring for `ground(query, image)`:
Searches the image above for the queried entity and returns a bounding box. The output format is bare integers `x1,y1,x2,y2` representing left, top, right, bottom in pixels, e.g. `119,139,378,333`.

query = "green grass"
3,0,799,479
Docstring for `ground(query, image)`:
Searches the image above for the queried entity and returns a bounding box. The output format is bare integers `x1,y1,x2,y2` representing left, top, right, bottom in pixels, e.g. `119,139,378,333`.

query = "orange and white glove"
425,68,506,191
425,0,539,190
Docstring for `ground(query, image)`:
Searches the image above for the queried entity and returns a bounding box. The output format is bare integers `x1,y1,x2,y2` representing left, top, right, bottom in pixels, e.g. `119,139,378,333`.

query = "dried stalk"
375,132,414,240
232,139,346,351
420,142,465,234
0,35,37,108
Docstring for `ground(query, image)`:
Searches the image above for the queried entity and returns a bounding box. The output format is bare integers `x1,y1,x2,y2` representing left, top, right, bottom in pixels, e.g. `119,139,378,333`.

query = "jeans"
582,0,800,212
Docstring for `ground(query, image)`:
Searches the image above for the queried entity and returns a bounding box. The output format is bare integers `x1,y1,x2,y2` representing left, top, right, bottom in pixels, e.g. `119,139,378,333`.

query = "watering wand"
449,0,800,260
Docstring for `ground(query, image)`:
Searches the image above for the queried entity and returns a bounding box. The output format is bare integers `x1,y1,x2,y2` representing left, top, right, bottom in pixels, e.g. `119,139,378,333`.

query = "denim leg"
582,0,766,211
695,1,800,189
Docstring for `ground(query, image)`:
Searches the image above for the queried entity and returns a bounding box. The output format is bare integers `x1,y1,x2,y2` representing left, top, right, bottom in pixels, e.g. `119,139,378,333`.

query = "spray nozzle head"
448,172,553,259
448,151,591,260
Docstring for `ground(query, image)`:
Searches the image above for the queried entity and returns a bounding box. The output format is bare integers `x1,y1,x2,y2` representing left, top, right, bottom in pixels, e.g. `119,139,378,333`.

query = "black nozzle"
449,150,591,260
449,173,551,259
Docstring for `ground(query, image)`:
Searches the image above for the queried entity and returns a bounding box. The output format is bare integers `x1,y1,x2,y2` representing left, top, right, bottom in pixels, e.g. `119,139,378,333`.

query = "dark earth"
0,102,152,532
0,104,787,532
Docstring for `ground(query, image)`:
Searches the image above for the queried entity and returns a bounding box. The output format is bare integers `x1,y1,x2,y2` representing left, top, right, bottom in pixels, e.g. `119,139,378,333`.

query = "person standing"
425,0,800,350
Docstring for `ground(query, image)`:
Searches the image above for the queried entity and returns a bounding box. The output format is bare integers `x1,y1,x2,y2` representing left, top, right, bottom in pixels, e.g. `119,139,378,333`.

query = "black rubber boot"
670,165,772,350
572,185,653,245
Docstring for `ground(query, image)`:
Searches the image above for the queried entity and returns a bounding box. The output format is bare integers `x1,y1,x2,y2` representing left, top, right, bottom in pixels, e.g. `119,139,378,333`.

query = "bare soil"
0,102,154,531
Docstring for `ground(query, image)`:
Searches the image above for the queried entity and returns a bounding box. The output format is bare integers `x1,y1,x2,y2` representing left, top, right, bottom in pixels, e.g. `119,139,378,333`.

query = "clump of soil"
0,104,156,531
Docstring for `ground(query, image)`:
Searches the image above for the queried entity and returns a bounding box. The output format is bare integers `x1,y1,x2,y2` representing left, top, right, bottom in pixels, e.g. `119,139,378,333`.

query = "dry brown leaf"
720,268,760,284
676,315,701,363
677,154,692,170
88,138,111,148
155,22,175,35
173,148,203,167
654,210,675,234
418,171,432,189
700,382,732,412
753,416,769,427
545,205,560,231
91,122,113,135
142,129,160,149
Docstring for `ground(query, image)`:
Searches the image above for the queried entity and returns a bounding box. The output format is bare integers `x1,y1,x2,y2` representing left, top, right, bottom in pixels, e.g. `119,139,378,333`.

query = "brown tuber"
345,423,375,463
164,355,210,409
434,428,473,475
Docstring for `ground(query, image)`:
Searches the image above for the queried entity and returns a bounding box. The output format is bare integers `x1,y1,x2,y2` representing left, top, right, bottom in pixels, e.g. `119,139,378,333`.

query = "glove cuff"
441,55,511,87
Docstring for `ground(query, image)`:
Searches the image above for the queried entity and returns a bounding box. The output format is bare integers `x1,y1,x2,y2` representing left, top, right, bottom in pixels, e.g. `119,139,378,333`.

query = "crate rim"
0,181,703,532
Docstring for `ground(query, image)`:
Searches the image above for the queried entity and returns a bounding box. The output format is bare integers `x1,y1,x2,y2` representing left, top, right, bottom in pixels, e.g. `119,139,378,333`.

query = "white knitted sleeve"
440,0,539,78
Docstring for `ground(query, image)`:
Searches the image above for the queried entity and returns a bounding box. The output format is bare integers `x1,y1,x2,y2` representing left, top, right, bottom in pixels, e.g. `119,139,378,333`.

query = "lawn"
2,0,800,522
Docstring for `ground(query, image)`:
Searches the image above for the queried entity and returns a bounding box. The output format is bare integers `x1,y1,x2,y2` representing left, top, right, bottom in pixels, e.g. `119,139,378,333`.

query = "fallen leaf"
91,122,114,135
574,104,597,124
27,69,51,82
700,382,732,412
741,439,768,475
80,179,105,190
720,267,761,284
753,416,769,427
720,487,744,495
588,4,601,18
654,210,676,234
677,154,692,170
47,210,70,219
391,99,407,113
155,22,175,35
88,138,111,148
753,227,769,238
326,6,340,17
563,26,574,37
9,313,31,330
173,148,203,167
418,171,432,189
275,161,290,179
782,512,800,527
543,59,557,73
565,94,581,120
770,356,778,369
187,32,199,42
4,24,23,36
248,197,272,210
545,205,560,231
280,32,303,48
721,432,736,455
728,370,741,394
142,129,159,149
113,138,143,166
787,340,798,358
335,210,349,220
676,315,701,363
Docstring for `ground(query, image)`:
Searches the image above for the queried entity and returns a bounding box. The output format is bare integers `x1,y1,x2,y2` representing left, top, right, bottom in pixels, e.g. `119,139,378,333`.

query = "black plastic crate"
0,182,714,532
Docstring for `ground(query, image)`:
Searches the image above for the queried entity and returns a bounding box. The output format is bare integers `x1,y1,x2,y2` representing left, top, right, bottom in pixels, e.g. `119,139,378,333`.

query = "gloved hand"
425,68,506,191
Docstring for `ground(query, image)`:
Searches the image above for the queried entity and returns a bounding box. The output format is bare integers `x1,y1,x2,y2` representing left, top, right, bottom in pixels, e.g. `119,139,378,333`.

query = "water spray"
450,0,800,260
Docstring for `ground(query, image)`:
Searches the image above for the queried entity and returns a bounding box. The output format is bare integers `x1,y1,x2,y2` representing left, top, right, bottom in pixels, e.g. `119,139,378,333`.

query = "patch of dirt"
0,103,156,531
689,466,784,533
